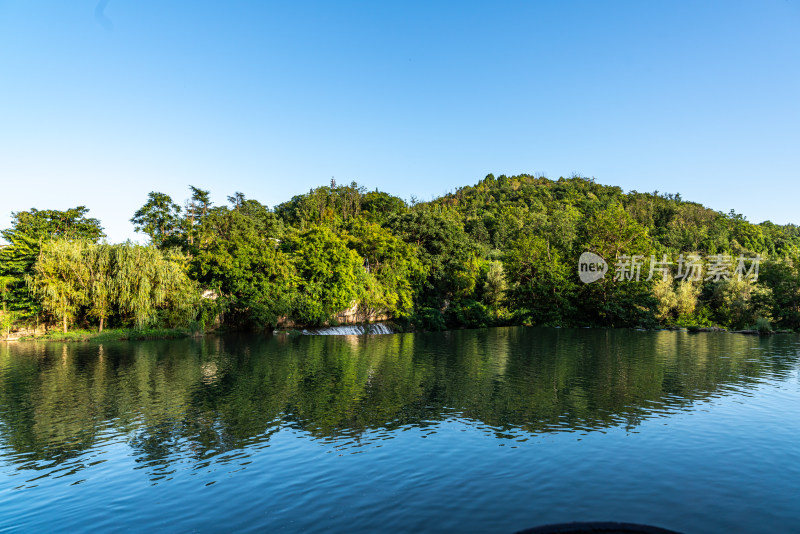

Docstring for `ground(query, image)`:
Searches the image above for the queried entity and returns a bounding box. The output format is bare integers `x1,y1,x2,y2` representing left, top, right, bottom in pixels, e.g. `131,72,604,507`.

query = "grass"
19,327,196,342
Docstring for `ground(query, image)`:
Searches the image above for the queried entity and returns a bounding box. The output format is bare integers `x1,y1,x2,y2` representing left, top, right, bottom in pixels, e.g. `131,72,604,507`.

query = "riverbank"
10,327,201,343
682,325,796,335
4,321,797,343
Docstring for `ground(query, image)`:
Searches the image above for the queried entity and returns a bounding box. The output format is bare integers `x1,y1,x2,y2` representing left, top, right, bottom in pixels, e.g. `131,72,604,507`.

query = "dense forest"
2,174,799,336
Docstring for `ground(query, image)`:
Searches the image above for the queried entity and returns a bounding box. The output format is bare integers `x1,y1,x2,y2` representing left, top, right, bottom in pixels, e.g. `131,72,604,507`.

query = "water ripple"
1,329,799,533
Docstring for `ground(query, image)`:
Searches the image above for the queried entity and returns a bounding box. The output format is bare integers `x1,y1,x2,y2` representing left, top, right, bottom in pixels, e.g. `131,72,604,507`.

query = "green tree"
131,192,183,247
184,186,212,246
652,277,678,323
192,206,294,328
112,244,199,328
286,225,366,324
388,208,481,309
756,258,800,330
0,207,104,315
482,261,507,308
275,182,366,229
360,191,408,225
504,235,575,325
27,239,89,333
577,203,658,327
346,220,425,319
711,278,773,329
26,240,198,332
85,244,114,332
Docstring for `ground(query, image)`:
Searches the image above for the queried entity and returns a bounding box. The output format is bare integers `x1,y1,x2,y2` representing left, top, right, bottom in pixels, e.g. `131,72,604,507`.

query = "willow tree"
27,239,89,333
1,207,103,319
0,275,14,335
112,244,198,328
85,244,114,332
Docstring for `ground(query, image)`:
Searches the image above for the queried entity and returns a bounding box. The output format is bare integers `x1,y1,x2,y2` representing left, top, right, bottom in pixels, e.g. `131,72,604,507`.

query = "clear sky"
1,0,798,242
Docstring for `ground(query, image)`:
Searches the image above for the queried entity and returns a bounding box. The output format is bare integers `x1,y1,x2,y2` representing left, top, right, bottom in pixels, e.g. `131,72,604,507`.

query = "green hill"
2,175,799,335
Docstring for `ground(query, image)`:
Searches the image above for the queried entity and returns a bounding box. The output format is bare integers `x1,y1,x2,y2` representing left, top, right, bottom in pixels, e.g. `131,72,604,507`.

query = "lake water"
1,328,798,533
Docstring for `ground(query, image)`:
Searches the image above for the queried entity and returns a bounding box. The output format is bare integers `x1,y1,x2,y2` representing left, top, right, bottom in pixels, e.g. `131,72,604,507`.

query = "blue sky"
1,0,798,242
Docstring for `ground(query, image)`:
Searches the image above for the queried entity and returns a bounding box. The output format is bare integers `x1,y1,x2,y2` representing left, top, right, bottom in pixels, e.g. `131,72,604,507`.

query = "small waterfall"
302,323,395,335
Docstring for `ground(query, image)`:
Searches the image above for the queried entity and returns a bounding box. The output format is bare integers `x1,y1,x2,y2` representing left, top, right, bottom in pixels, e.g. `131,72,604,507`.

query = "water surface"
1,328,798,532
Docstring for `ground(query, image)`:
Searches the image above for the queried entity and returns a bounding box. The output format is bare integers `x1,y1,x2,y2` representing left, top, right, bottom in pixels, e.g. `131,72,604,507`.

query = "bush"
445,299,490,329
412,307,446,331
756,317,773,334
674,306,715,328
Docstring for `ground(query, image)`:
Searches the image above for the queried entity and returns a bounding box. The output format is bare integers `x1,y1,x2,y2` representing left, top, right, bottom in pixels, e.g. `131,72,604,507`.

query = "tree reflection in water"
0,327,797,483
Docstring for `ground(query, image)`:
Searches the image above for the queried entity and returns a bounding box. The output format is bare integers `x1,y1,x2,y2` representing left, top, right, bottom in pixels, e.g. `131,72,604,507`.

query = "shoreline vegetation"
5,323,795,343
2,174,800,340
10,327,200,343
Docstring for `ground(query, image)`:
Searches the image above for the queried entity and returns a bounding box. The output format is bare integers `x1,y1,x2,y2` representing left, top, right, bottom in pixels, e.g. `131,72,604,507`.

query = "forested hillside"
2,174,799,336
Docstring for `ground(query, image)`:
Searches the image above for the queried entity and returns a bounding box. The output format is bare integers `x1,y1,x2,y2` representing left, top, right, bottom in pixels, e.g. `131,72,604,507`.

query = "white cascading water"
302,323,395,335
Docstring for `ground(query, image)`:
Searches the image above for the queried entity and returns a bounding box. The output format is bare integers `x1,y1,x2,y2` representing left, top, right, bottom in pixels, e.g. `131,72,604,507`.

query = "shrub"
412,307,446,331
756,317,773,334
445,299,490,329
